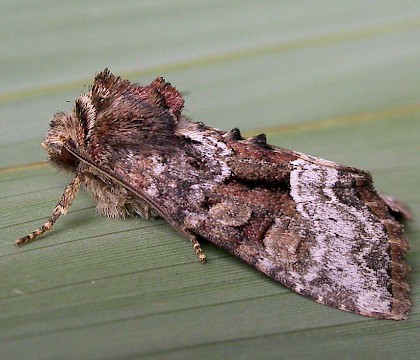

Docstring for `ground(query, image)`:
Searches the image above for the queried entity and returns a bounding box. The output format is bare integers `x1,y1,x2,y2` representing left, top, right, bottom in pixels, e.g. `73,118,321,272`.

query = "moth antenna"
61,139,208,262
15,174,82,247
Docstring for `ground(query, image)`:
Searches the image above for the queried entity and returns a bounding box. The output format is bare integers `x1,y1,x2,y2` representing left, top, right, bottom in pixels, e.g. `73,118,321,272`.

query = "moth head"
42,111,85,172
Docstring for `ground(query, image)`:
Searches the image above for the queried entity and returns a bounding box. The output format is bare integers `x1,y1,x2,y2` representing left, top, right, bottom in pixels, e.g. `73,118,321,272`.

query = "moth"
17,69,411,320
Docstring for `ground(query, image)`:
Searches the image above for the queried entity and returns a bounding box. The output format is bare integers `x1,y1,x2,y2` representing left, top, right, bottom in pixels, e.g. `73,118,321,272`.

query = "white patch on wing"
289,159,391,313
148,155,166,176
179,129,232,182
145,182,159,198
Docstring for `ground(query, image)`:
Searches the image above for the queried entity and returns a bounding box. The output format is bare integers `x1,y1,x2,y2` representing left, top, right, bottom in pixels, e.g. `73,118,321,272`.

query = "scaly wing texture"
105,115,410,319
2,2,419,359
179,127,410,319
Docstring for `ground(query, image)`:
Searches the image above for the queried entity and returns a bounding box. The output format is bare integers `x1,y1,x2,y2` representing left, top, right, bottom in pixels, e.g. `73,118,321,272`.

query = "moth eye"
60,139,79,167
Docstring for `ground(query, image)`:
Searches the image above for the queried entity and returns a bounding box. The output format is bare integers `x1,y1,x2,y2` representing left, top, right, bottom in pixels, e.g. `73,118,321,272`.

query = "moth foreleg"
15,174,82,246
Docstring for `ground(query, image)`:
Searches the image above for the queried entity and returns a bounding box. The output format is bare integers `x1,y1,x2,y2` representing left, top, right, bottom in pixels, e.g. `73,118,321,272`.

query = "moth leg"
15,174,82,247
180,228,206,263
192,237,206,263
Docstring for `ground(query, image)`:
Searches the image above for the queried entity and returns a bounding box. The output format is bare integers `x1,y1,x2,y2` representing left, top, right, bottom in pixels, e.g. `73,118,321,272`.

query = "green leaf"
1,1,419,359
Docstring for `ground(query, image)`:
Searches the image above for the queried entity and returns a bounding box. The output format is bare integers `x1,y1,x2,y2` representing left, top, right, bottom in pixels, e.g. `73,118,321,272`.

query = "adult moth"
17,69,411,320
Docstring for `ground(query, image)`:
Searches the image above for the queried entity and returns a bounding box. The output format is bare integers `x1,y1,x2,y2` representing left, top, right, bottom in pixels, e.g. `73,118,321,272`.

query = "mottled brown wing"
106,115,410,320
186,146,411,320
84,72,410,320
